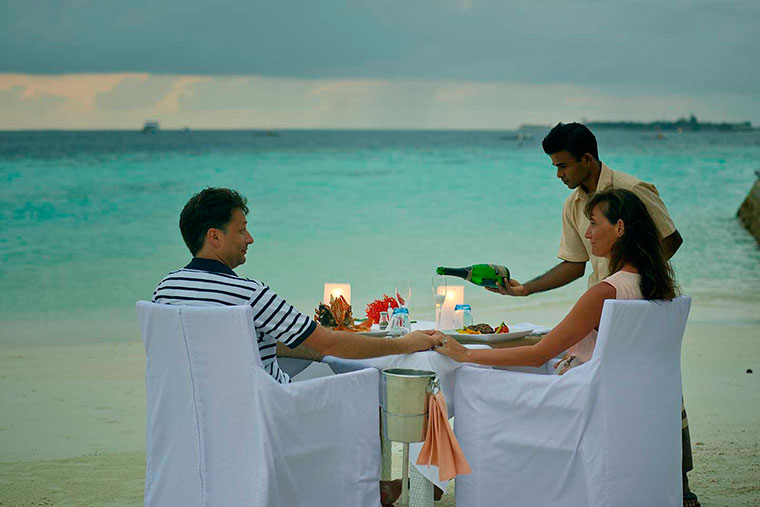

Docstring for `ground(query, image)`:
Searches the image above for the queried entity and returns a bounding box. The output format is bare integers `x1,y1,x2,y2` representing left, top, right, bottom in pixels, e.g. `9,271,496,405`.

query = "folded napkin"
415,392,471,481
512,321,553,336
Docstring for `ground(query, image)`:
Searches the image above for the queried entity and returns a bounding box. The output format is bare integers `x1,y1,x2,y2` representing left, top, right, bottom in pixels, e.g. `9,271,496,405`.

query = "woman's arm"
436,282,616,367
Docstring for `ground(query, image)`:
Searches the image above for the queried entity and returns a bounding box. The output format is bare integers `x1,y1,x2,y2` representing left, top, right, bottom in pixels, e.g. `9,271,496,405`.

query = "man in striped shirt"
153,187,445,386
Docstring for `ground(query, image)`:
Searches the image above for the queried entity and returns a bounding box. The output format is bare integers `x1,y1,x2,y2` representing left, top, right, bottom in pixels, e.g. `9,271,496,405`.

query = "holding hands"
400,329,448,353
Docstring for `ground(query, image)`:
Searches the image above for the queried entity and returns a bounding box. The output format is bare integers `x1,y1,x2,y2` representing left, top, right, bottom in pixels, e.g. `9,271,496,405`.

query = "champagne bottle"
435,264,510,288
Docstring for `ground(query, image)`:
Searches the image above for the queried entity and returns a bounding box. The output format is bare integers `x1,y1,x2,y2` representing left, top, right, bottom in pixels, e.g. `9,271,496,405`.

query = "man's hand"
399,330,446,353
485,278,530,297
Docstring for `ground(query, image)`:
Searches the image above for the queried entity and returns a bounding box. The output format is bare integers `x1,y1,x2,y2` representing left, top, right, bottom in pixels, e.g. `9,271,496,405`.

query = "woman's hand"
433,335,471,362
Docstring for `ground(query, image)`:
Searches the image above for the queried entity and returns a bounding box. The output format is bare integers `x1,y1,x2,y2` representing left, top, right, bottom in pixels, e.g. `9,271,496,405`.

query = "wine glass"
432,276,447,329
394,279,412,308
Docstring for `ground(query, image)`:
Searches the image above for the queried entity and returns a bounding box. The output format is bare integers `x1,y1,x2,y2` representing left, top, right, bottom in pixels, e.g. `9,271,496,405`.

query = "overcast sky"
1,0,758,129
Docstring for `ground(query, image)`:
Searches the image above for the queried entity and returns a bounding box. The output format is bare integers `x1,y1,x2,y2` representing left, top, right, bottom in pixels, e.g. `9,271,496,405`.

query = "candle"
323,283,351,305
438,284,463,330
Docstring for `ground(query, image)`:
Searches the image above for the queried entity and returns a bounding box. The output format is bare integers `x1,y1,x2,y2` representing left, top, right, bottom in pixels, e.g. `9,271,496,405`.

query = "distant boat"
252,130,281,137
142,121,160,133
499,131,534,143
499,131,533,146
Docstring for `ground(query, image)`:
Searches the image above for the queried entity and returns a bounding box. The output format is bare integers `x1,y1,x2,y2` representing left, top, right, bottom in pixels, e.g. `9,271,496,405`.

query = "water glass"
389,307,410,337
454,304,473,329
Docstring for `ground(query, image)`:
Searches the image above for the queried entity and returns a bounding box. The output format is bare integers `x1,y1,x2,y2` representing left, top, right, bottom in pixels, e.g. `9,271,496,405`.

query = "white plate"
442,326,534,343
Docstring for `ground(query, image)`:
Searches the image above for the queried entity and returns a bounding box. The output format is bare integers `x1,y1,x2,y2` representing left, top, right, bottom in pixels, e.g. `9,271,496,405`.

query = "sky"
1,0,758,130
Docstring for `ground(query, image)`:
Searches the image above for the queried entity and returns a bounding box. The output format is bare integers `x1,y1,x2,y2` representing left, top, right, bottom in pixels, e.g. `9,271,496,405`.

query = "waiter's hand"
485,278,530,297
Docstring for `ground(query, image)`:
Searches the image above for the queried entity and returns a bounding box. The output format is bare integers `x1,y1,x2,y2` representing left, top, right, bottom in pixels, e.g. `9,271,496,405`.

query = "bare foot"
380,479,402,506
380,479,444,504
683,492,701,507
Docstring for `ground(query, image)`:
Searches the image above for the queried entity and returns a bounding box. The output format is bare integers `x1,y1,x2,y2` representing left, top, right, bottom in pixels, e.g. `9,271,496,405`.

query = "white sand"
1,313,758,505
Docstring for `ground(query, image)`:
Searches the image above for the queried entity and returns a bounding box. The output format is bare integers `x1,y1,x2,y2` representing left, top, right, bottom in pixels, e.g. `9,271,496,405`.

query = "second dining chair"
452,297,691,507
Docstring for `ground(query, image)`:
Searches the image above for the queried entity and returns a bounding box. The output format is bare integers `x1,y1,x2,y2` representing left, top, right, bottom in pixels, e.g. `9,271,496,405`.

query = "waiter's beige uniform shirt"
558,163,677,287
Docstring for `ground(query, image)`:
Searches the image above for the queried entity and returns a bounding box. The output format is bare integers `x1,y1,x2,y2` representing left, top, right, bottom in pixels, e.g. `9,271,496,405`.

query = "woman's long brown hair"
585,189,678,300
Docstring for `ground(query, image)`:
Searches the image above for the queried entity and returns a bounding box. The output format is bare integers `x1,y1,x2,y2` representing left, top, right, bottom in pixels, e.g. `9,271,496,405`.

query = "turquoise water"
2,129,759,345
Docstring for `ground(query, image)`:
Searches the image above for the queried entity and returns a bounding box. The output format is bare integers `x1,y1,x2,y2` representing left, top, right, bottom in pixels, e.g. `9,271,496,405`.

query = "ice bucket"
381,368,437,443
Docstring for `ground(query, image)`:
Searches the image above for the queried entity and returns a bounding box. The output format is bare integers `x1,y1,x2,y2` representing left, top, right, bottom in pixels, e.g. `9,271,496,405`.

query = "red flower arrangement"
365,294,399,324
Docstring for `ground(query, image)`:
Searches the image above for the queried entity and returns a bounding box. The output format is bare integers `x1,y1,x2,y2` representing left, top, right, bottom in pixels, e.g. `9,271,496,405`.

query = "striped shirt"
152,258,316,384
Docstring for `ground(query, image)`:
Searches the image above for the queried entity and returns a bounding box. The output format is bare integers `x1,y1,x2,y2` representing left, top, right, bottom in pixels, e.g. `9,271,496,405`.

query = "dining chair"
136,301,381,507
452,297,691,507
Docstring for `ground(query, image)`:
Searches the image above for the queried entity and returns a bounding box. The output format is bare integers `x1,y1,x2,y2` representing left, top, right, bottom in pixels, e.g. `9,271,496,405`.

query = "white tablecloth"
324,318,488,417
318,320,552,491
322,322,491,491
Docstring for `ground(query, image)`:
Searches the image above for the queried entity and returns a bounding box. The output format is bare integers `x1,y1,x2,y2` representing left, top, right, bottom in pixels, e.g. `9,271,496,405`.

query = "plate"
442,326,534,343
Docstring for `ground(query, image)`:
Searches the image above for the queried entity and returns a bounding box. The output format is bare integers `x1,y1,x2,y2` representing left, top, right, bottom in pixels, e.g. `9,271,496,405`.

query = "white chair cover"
453,297,691,507
137,302,381,507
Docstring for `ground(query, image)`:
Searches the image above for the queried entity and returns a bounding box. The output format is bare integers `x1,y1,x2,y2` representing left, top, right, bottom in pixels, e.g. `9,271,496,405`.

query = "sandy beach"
1,304,759,507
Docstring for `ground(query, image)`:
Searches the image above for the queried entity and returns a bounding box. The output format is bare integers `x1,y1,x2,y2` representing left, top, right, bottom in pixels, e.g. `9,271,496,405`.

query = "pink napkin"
415,392,471,481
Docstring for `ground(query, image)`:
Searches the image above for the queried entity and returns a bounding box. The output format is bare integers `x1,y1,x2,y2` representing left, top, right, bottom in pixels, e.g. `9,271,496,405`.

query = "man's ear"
205,227,221,248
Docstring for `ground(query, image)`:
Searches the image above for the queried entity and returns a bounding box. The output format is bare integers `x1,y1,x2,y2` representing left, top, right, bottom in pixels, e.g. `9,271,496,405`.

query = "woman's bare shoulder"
585,280,618,302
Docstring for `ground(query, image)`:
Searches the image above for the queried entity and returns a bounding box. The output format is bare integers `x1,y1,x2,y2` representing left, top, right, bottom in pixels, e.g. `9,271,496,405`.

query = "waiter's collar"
575,162,611,201
185,257,237,276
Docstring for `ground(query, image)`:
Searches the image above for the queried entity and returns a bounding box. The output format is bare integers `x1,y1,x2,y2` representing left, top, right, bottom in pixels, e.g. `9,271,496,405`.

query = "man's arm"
662,230,683,259
301,324,444,359
629,181,680,259
488,260,586,297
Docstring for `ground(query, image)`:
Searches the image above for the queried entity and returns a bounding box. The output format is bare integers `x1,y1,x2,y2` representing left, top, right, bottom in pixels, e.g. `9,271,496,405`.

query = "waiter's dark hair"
180,187,249,255
542,122,599,161
585,188,678,300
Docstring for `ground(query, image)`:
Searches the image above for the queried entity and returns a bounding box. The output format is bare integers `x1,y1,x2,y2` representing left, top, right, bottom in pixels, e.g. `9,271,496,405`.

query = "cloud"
1,1,758,96
94,75,177,111
0,85,66,112
0,73,133,110
0,73,758,130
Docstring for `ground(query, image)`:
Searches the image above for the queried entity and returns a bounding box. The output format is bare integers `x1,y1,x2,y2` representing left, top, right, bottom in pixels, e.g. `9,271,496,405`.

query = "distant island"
521,115,753,132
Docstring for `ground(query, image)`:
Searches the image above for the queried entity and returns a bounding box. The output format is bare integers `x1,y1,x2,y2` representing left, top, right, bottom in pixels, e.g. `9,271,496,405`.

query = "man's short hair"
179,187,249,255
542,122,599,162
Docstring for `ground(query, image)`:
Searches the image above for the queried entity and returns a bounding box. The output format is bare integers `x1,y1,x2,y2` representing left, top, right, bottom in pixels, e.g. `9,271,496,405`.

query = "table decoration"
323,282,351,305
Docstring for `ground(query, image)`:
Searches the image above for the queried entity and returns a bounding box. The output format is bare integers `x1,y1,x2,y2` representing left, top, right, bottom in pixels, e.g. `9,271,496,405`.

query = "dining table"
277,320,551,505
277,321,548,366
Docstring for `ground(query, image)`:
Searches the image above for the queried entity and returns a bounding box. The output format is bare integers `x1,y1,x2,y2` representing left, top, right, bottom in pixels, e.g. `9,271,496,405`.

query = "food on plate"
455,327,482,335
456,322,511,335
463,323,495,334
494,322,510,334
315,295,373,332
365,294,400,324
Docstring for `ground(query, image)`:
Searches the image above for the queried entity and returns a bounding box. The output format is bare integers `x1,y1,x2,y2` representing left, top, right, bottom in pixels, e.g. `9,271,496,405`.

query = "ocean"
2,128,759,346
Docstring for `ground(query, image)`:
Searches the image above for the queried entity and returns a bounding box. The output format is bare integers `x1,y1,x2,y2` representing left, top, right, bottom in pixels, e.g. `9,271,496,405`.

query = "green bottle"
435,264,510,288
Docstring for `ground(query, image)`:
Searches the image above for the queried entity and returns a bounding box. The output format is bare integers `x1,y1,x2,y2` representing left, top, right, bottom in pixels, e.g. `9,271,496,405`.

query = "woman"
435,187,678,372
435,188,698,506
